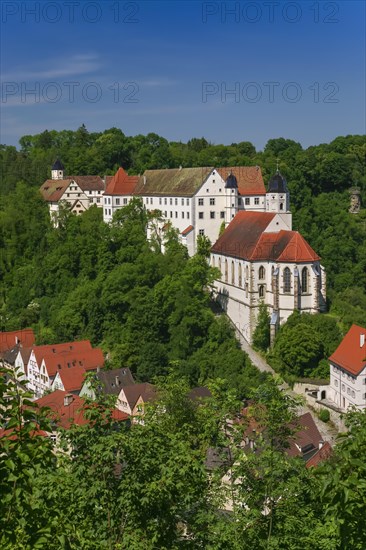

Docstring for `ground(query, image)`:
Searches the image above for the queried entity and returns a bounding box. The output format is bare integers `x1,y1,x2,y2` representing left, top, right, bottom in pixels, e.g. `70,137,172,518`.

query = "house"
318,324,366,412
40,160,106,222
51,365,87,395
25,340,104,399
117,382,157,418
103,165,266,255
79,367,135,400
210,171,326,344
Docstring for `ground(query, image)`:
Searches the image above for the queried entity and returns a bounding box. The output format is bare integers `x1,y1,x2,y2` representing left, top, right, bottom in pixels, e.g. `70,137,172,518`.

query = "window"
280,203,284,211
207,189,210,192
238,264,242,286
116,198,120,205
186,198,189,205
259,266,265,280
238,198,242,205
212,179,215,183
164,198,167,205
187,212,190,219
170,211,173,218
170,198,173,205
150,198,153,205
181,198,184,205
175,211,178,218
210,198,215,205
198,198,204,206
254,197,260,205
108,209,111,216
258,285,265,298
245,282,248,298
220,211,225,219
212,256,215,268
246,265,249,279
182,212,185,218
210,211,215,219
218,257,222,275
123,198,128,205
97,198,100,203
245,197,250,205
301,267,308,293
175,198,178,205
164,211,167,217
159,198,162,205
225,260,228,282
334,379,338,386
199,212,204,219
199,229,205,235
283,267,291,293
231,261,235,285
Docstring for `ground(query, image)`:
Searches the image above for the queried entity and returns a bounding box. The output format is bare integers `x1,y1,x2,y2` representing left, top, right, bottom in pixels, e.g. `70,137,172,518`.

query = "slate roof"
52,159,64,170
217,166,266,196
268,171,288,193
135,167,214,196
1,344,21,366
96,368,135,395
0,329,35,352
329,324,366,376
211,211,320,262
104,167,139,196
122,382,157,410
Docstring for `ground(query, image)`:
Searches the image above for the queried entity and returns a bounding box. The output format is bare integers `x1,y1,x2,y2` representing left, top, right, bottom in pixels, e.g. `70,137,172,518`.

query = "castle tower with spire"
265,166,292,229
224,171,239,225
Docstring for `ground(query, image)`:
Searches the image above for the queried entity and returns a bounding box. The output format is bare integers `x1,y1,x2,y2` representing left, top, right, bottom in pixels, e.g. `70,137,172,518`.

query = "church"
210,170,326,344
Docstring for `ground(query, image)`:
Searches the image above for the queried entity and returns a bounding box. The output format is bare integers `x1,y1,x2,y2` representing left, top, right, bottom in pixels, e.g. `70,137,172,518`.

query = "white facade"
103,194,132,222
26,351,50,399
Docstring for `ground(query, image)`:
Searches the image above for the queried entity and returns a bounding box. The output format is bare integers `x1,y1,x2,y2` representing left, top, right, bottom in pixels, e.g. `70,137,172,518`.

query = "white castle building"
210,171,326,343
103,165,267,255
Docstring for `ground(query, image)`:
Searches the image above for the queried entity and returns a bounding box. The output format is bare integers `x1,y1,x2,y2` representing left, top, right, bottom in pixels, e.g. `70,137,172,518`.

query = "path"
234,327,338,445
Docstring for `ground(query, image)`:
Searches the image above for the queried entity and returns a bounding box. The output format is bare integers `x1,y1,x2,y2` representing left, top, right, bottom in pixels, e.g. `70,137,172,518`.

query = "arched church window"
238,264,242,287
246,265,249,280
231,261,235,285
283,267,291,293
225,260,228,283
259,266,265,280
258,285,265,298
212,256,215,268
301,267,308,293
280,203,283,211
218,258,222,279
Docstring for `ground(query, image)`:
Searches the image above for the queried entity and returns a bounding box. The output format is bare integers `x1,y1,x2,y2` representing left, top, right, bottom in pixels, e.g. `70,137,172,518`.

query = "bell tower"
225,171,238,225
265,166,292,229
51,159,64,180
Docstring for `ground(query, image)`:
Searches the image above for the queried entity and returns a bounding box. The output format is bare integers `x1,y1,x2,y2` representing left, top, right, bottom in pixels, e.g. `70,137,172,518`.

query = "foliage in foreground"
1,370,366,549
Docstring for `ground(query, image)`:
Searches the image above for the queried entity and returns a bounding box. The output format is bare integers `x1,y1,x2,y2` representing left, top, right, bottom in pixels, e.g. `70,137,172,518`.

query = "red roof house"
329,324,366,376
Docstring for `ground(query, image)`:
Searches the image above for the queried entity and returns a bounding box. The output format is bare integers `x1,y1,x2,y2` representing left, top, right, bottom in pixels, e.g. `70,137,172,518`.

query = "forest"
0,129,365,381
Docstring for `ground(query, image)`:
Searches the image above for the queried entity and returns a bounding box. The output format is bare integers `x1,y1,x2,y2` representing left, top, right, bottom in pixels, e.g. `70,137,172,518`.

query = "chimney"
115,375,120,387
360,334,365,348
64,393,73,407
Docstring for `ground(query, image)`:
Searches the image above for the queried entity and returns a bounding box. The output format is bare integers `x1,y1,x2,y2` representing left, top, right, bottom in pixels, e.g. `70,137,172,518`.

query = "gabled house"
79,367,135,400
0,329,35,353
318,324,366,412
210,171,326,344
40,160,106,222
102,167,139,222
117,382,157,418
51,365,87,395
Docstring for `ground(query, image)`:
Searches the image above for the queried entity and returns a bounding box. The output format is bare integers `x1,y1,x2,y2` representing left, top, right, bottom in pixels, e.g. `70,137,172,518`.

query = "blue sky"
1,0,365,150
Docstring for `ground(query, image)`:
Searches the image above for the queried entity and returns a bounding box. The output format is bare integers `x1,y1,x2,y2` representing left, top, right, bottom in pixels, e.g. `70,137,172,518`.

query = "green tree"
252,301,271,352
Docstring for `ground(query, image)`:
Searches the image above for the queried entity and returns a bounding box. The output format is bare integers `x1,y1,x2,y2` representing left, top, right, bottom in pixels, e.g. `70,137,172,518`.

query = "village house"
103,165,266,255
0,329,35,355
20,340,104,399
318,324,366,412
210,171,326,343
117,382,157,419
79,367,135,400
40,160,106,222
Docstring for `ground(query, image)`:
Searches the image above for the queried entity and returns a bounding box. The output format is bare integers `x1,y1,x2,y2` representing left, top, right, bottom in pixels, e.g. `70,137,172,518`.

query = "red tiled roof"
35,390,128,429
32,340,92,366
211,212,320,262
306,441,332,468
68,175,105,191
217,166,266,196
43,348,104,378
329,324,366,376
104,167,139,196
0,329,35,353
55,365,87,392
40,179,71,202
182,225,194,236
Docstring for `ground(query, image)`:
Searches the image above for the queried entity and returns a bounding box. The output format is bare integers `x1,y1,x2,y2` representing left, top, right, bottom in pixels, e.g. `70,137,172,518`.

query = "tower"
225,171,238,225
265,169,292,229
51,159,64,180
